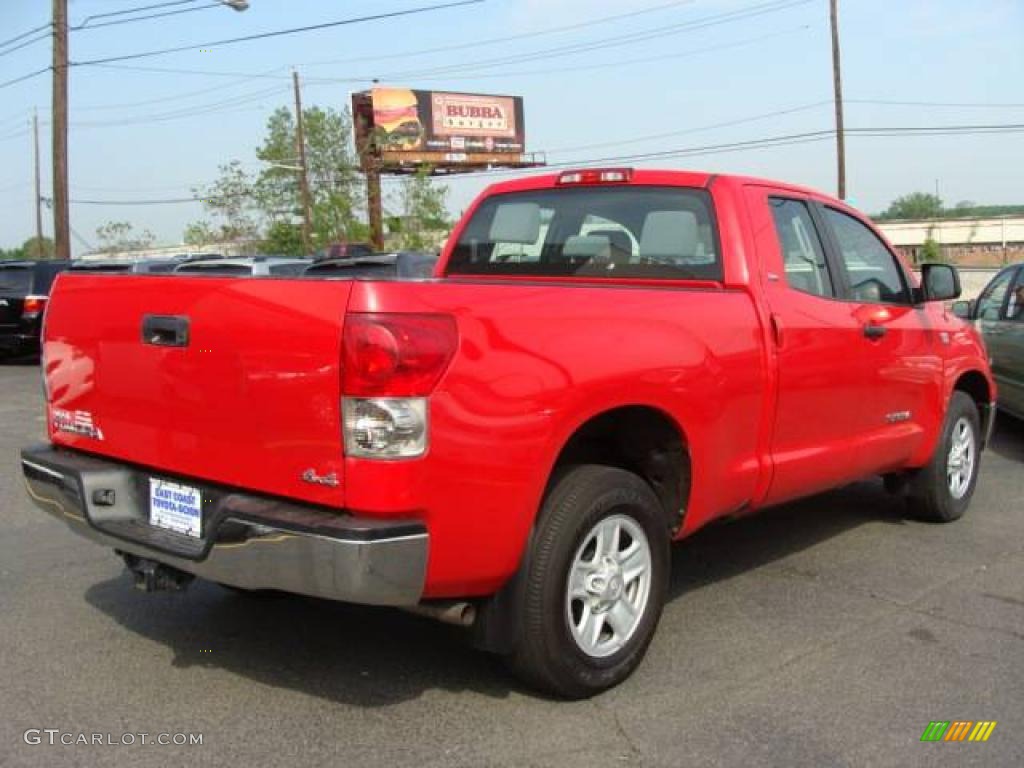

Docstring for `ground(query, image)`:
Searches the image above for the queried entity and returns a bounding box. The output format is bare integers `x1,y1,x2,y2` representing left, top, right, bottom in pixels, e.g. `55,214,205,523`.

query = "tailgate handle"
142,315,190,347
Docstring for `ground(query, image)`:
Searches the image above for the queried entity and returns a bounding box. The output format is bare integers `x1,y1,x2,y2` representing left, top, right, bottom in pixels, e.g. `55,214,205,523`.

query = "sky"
0,0,1022,255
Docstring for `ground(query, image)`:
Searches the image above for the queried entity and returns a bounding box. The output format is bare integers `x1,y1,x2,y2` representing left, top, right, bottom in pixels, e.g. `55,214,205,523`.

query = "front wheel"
507,465,670,699
908,391,982,522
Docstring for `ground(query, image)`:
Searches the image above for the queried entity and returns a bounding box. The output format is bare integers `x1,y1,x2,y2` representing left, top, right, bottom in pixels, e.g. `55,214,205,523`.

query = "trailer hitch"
120,552,195,592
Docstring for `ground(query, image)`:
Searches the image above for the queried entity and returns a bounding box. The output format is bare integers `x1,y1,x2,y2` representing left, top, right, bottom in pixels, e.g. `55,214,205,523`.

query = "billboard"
353,88,529,168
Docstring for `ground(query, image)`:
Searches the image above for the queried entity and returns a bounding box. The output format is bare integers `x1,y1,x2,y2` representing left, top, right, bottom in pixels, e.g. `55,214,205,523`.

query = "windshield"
447,186,721,280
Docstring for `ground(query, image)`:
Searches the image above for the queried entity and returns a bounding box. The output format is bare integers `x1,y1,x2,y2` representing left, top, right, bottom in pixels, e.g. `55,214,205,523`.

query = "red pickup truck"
22,169,995,698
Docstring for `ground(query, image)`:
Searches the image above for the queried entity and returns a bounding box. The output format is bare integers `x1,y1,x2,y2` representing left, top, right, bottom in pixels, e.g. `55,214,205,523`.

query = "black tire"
506,464,670,699
908,391,981,522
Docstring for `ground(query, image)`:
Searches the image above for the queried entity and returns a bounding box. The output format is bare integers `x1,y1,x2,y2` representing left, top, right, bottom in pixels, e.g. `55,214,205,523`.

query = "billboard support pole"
367,164,384,251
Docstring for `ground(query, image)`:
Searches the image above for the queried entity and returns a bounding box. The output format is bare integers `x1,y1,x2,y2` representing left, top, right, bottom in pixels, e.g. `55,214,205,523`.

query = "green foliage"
261,221,305,256
393,168,449,250
189,160,260,244
920,237,944,263
95,221,155,254
253,106,363,252
183,221,217,247
1,236,56,260
875,194,1024,222
881,192,944,221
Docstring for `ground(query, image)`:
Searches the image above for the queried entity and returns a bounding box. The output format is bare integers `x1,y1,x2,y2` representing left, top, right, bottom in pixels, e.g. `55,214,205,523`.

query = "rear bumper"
0,331,37,356
20,444,428,606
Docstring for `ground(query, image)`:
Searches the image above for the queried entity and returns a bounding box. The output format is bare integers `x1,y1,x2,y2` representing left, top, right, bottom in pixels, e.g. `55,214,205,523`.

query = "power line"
70,0,486,67
68,84,287,127
546,100,834,154
0,21,51,51
0,66,51,92
72,3,225,32
363,25,813,83
370,0,811,81
0,30,51,59
61,122,1024,204
848,98,1024,109
301,0,698,69
72,0,206,28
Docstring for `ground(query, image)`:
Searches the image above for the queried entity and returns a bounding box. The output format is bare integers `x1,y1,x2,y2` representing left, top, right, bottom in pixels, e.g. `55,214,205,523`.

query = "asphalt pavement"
2,360,1022,767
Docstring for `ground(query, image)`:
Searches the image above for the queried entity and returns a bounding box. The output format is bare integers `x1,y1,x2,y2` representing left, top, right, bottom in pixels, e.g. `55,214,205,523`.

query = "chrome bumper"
20,445,428,606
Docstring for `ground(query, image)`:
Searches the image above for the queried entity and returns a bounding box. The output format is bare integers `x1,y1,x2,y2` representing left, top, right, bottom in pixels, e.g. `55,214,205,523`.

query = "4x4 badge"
301,469,339,487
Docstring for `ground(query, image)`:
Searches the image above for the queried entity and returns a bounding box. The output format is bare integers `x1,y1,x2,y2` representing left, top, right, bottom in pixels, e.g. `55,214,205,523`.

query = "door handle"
863,323,887,340
142,315,190,347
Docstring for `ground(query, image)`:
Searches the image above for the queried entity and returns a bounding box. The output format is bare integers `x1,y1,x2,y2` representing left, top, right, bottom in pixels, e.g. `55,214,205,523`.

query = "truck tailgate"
42,274,351,507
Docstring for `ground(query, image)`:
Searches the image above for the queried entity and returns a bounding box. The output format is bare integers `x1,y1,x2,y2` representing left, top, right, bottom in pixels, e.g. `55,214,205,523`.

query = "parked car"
173,256,311,276
303,251,437,279
953,263,1024,420
0,259,70,359
21,169,994,698
315,242,375,261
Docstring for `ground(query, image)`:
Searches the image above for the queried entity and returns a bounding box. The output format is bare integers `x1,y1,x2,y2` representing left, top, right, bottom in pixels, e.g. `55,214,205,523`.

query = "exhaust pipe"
121,553,194,592
402,600,477,627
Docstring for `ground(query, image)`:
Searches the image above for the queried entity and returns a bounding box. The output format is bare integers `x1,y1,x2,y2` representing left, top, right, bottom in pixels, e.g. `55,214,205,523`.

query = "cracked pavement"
2,361,1022,767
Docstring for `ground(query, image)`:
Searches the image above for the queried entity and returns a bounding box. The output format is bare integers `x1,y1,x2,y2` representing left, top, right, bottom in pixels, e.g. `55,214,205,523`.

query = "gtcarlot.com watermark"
24,729,203,747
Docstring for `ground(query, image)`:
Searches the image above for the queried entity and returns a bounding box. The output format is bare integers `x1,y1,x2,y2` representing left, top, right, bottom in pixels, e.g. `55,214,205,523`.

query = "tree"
393,168,450,250
183,221,217,248
882,192,944,220
190,160,260,244
1,236,55,260
262,220,304,256
95,221,154,255
253,106,363,251
920,237,944,263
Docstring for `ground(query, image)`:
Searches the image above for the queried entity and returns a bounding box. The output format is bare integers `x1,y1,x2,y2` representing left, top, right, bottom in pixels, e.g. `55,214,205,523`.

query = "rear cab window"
447,186,722,281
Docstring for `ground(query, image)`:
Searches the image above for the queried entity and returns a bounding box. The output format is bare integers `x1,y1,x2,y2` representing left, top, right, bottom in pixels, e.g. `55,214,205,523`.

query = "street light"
221,0,250,10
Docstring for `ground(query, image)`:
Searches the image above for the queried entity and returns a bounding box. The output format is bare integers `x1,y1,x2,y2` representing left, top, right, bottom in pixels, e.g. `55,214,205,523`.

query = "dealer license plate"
149,478,202,538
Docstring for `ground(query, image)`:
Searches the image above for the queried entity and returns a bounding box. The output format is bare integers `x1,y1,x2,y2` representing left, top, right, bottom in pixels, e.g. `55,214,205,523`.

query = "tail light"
23,295,47,319
342,313,457,459
557,168,633,185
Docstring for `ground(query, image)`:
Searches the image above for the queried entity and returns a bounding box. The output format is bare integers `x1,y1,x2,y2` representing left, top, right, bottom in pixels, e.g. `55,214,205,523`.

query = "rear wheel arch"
547,405,692,535
952,369,991,413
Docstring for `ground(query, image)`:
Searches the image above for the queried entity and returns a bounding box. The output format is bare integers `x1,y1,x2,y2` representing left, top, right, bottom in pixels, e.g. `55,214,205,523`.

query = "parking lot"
2,360,1022,767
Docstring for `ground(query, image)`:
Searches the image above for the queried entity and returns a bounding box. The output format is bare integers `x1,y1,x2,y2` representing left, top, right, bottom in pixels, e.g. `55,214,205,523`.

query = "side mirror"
950,299,974,319
920,263,961,302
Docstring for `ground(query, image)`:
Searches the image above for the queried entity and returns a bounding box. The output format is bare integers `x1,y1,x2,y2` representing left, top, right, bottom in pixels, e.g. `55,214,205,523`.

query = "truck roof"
479,169,837,206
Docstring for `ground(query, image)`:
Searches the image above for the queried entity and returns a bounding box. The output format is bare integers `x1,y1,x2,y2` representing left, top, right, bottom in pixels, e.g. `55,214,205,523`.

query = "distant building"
876,216,1024,267
78,240,255,261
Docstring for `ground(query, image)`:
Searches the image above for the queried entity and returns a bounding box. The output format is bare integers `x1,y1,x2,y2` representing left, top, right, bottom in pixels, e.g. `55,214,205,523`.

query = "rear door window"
768,198,834,298
448,186,721,280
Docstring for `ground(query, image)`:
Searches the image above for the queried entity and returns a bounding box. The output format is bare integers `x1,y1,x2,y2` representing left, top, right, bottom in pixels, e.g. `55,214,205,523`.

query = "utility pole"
52,0,70,260
292,69,313,255
829,0,846,200
33,109,44,258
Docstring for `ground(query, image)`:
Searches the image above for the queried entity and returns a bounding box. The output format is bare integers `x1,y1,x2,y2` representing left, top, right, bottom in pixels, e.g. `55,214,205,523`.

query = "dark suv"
0,260,70,359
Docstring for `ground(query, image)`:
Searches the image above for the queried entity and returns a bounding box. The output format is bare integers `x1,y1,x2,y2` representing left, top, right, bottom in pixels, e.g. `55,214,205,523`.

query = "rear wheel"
507,465,670,699
908,391,981,522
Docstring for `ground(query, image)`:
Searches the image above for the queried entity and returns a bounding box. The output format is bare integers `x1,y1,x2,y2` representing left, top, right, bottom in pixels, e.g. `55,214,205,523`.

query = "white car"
173,256,311,277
